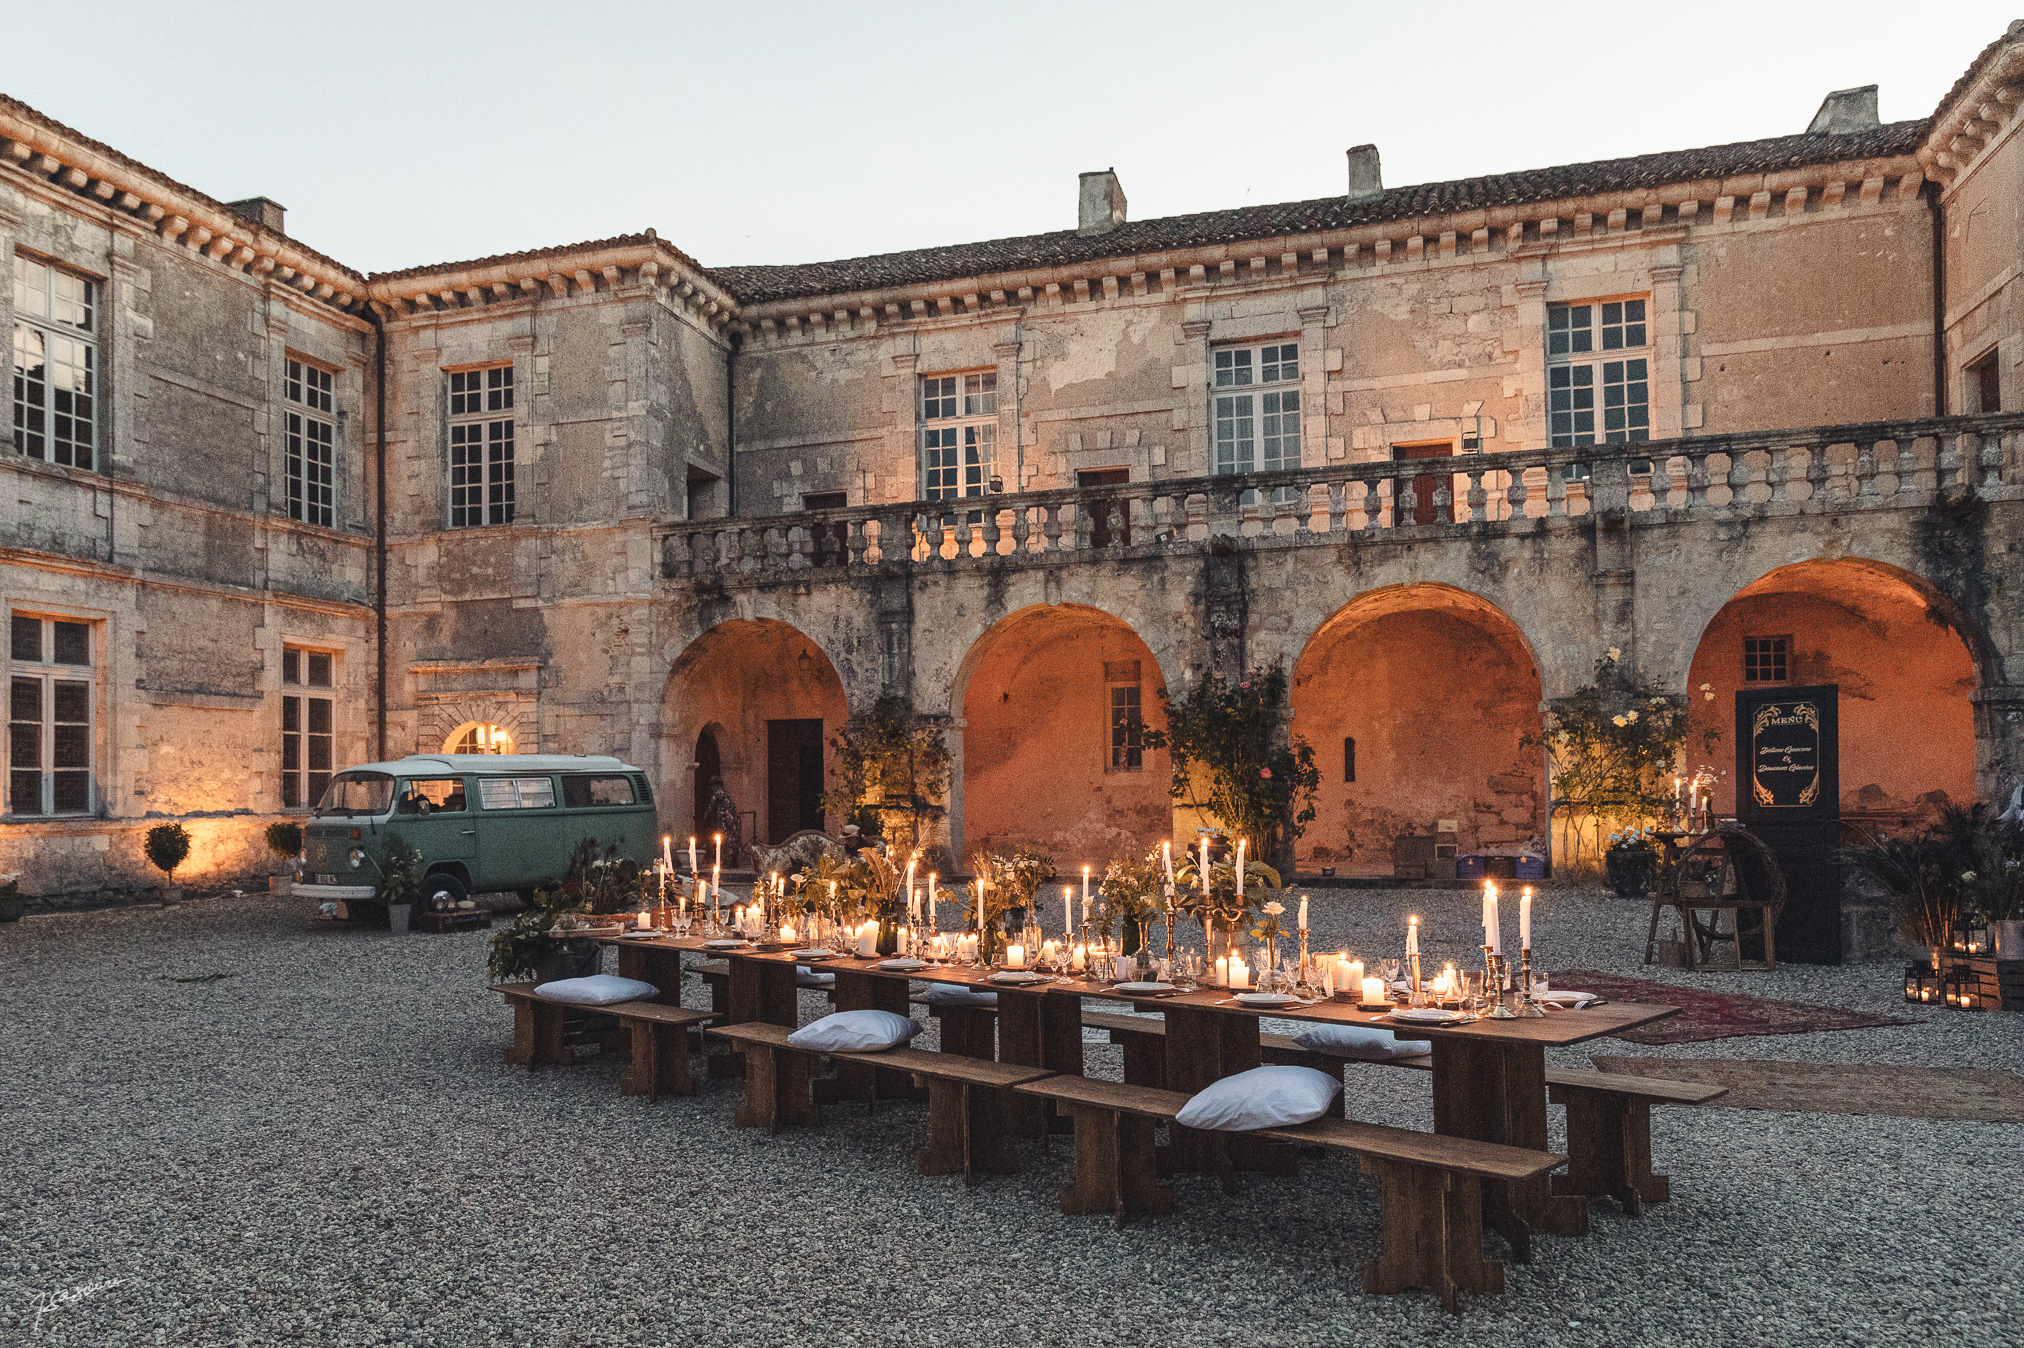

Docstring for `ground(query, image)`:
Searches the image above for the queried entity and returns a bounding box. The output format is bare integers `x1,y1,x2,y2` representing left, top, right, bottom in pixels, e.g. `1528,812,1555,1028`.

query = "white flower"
1612,715,1627,727
1263,900,1285,916
1626,710,1639,723
1607,647,1621,661
1962,871,1977,882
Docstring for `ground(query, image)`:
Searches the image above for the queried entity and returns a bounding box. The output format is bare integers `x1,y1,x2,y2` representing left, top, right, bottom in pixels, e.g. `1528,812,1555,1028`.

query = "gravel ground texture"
2,885,2019,1348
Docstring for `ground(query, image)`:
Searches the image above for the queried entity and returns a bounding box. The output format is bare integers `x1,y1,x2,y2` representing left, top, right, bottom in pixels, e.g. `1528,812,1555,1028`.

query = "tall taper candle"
663,835,674,872
1520,886,1532,949
688,836,699,874
1298,894,1308,931
1407,915,1419,956
1235,838,1246,898
713,833,722,869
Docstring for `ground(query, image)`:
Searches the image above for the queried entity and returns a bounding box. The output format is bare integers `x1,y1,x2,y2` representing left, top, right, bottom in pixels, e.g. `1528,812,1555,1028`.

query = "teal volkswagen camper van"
295,754,657,916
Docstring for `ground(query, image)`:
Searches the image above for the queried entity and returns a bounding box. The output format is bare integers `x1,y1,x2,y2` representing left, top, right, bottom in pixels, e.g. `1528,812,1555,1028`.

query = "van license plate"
316,873,338,885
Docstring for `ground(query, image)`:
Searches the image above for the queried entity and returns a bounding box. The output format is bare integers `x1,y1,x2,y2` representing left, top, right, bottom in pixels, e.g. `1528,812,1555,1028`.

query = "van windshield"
314,771,396,817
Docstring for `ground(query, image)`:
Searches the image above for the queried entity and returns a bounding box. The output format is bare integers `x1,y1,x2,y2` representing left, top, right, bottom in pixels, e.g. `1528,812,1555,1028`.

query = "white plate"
877,958,927,971
704,939,748,949
1389,1007,1469,1024
788,948,834,959
1235,992,1300,1007
989,971,1047,985
1114,981,1176,995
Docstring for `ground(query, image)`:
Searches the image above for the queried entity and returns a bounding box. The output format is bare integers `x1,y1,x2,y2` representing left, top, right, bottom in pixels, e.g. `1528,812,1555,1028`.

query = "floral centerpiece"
1097,849,1165,955
1173,839,1280,960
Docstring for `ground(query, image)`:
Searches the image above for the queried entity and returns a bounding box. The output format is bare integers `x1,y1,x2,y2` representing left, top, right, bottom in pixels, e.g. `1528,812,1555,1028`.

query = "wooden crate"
414,909,493,934
1943,955,2024,1011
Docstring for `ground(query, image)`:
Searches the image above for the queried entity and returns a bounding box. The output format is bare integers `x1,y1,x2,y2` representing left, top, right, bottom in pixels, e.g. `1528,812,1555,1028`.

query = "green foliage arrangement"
823,694,951,852
1527,651,1721,868
487,884,588,981
1097,850,1165,953
263,821,303,860
143,823,192,880
1172,843,1281,935
1141,663,1319,870
1846,802,2024,950
375,831,423,908
562,837,649,915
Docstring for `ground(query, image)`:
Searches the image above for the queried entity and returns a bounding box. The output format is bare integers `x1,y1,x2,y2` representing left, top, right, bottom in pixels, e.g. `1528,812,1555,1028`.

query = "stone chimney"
227,196,287,234
1806,86,1879,135
1077,169,1126,237
1346,144,1382,202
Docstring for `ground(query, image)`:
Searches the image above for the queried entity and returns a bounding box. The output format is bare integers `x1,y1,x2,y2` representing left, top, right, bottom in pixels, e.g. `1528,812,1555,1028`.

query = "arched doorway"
663,620,849,852
444,721,514,754
1292,585,1544,877
956,604,1170,866
1685,559,1979,825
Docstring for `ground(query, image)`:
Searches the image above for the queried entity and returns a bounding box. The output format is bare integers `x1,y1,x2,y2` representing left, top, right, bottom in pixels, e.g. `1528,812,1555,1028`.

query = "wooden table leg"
621,1020,698,1102
720,958,800,1079
732,1041,821,1134
1430,1037,1587,1263
504,998,572,1069
914,1079,1021,1185
1057,1103,1173,1227
1160,1005,1294,1184
997,990,1083,1137
818,969,927,1107
615,945,688,1006
933,1005,996,1060
1360,1157,1502,1315
1549,1085,1666,1215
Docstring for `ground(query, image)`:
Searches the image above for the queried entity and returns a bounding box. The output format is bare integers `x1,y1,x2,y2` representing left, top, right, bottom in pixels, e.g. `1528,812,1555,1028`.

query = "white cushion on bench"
796,965,836,987
1290,1024,1433,1061
1174,1065,1341,1132
532,974,658,1005
787,1009,921,1052
924,985,998,1006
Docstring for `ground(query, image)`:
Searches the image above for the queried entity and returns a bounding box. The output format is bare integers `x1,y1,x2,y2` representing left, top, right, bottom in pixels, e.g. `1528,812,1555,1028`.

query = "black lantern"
1943,965,1981,1011
1954,910,1991,957
1904,961,1940,1005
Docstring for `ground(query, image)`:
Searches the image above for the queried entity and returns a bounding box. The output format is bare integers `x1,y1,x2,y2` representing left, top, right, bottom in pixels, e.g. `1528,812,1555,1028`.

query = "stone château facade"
7,24,2024,921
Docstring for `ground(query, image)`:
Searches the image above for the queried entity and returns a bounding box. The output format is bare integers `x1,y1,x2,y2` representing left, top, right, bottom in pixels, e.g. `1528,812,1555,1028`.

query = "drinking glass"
1462,971,1485,1014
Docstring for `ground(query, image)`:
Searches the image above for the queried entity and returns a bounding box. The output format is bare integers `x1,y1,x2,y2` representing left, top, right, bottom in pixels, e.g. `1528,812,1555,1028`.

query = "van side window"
562,774,637,807
478,777,557,810
633,774,653,804
397,778,466,814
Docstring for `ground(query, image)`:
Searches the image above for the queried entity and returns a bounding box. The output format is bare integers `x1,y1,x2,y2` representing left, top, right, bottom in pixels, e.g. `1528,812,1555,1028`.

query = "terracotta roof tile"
710,123,1927,306
366,229,711,288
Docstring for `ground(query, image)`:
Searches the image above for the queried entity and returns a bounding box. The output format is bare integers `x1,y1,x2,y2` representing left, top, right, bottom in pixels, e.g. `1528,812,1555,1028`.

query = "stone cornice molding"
1920,32,2024,191
0,111,365,320
366,237,739,332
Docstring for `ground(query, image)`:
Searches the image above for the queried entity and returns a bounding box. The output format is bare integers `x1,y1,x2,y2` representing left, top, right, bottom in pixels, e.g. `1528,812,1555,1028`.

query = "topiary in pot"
145,823,192,902
264,822,303,896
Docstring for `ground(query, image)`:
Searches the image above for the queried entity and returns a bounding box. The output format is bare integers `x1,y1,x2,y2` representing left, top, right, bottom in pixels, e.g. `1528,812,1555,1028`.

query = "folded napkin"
1537,990,1597,1008
924,985,999,1006
795,965,836,987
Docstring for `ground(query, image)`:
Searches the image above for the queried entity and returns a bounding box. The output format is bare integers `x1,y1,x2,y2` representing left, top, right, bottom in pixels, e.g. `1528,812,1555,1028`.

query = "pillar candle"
1228,955,1249,989
1520,887,1532,949
1071,943,1087,972
1346,958,1364,995
1407,915,1419,956
1298,895,1308,931
781,922,797,943
637,909,650,930
1006,943,1025,969
1113,953,1134,980
1214,956,1229,988
1040,939,1059,966
1361,976,1386,1005
857,922,876,957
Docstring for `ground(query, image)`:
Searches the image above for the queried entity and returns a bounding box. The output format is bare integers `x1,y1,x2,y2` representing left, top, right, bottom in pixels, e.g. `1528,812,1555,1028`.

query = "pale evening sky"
4,1,2015,278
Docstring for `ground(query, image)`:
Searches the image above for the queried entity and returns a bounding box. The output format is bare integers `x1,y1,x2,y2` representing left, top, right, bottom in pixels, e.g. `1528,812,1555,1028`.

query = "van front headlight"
348,848,365,870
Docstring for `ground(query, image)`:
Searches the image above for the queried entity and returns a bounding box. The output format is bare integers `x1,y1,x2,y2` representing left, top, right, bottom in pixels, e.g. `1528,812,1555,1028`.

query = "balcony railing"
664,413,2024,581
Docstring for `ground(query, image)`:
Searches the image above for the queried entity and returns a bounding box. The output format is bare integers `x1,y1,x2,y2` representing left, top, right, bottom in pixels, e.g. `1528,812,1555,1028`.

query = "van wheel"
424,872,468,910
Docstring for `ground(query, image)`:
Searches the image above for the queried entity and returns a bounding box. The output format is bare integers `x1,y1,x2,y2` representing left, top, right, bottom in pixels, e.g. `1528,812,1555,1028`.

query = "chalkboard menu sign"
1749,699,1826,809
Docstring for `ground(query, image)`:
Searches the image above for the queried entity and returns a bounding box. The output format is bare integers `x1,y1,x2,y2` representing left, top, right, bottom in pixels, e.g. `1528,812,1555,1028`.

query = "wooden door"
766,718,825,841
1393,442,1453,525
1077,468,1130,547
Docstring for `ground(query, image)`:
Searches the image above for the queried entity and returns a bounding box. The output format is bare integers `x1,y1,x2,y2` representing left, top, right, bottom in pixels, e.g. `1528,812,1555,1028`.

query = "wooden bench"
1546,1068,1727,1215
608,1000,717,1102
1016,1074,1564,1315
710,1022,822,1134
828,1044,1051,1185
492,982,628,1069
1379,1053,1728,1214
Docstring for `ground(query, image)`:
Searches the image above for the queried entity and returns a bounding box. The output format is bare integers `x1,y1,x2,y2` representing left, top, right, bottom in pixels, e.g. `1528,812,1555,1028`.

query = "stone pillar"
876,568,913,701
1972,684,2024,804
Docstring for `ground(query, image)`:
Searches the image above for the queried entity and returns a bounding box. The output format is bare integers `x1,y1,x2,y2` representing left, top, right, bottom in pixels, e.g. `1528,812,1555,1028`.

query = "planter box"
1943,955,2024,1011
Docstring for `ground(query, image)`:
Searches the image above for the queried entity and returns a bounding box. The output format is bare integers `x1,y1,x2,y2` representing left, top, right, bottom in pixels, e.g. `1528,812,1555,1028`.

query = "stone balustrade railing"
662,413,2024,580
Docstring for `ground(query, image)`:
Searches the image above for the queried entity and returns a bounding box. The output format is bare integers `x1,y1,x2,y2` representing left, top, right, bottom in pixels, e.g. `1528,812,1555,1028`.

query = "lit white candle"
1234,839,1246,898
1298,895,1308,932
688,836,698,873
1040,939,1059,966
1214,956,1229,988
856,922,876,957
1346,958,1364,996
1487,884,1501,955
1071,943,1087,972
1520,887,1532,950
780,921,796,943
1361,976,1386,1005
1081,865,1091,916
637,909,651,930
1200,837,1211,897
1064,885,1074,938
663,835,674,871
905,855,917,904
1163,841,1175,886
713,833,722,869
1228,955,1249,989
927,873,937,931
1407,915,1419,956
1333,953,1354,993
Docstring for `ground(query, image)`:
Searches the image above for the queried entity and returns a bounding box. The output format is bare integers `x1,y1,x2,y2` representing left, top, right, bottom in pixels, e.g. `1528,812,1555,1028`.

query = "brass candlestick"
1408,952,1423,1006
1517,946,1546,1016
1486,945,1517,1018
1297,928,1311,988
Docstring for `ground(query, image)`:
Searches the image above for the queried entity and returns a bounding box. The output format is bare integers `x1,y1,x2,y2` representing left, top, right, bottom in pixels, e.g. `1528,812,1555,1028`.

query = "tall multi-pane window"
281,647,334,808
7,614,93,817
12,256,98,470
1547,299,1649,448
1105,659,1143,772
921,372,996,508
1212,342,1301,476
284,358,335,527
448,366,514,527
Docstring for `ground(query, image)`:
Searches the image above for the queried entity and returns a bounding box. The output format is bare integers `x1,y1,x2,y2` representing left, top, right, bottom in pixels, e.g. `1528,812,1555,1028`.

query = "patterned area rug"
1591,1057,2024,1122
1550,969,1921,1045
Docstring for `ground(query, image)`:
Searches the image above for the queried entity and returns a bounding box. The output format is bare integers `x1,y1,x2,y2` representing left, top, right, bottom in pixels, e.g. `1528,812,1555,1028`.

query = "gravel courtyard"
2,887,2018,1348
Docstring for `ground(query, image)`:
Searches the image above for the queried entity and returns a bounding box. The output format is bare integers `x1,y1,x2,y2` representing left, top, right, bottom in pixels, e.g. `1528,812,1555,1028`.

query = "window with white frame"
921,372,997,506
280,646,335,809
1212,342,1301,476
447,366,514,527
11,255,98,471
285,358,336,527
7,613,94,817
1547,299,1649,448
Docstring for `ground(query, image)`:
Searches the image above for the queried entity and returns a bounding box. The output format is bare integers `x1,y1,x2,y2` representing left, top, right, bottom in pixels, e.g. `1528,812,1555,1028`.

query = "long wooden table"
602,933,1676,1256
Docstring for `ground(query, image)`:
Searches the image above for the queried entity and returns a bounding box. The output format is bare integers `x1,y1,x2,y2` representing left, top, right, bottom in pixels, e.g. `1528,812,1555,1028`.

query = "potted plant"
264,822,303,897
144,823,192,904
488,884,592,983
376,831,423,934
0,874,24,924
1605,831,1660,899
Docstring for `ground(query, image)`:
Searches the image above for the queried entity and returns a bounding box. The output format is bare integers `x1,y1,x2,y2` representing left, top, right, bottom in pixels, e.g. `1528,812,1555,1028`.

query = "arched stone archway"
1686,559,1979,822
954,603,1172,866
1292,585,1544,877
662,620,849,854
